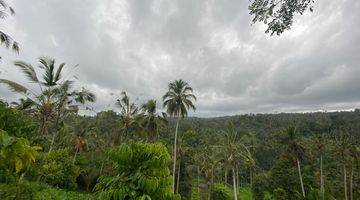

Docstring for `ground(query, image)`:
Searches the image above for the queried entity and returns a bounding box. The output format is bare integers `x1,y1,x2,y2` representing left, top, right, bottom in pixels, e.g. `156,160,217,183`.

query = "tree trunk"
176,158,181,193
349,164,353,200
297,159,306,198
225,169,228,184
210,166,214,200
236,168,239,189
344,164,348,200
172,116,180,192
48,132,57,153
197,166,200,194
232,168,238,200
73,148,78,164
320,155,325,200
250,168,253,188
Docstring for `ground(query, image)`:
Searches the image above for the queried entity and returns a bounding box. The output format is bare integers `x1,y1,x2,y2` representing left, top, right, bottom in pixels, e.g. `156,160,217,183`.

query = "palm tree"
333,132,352,200
140,99,167,141
115,91,141,144
0,0,19,59
0,57,95,137
215,120,253,200
282,126,306,198
162,79,196,192
314,134,326,199
348,145,359,200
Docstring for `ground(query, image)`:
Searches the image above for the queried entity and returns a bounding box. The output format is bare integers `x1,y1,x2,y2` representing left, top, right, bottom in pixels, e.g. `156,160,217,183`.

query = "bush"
0,130,41,183
238,187,253,200
0,102,37,139
273,188,286,200
0,181,94,200
0,182,37,200
95,142,179,200
29,149,80,189
211,183,233,200
252,172,271,200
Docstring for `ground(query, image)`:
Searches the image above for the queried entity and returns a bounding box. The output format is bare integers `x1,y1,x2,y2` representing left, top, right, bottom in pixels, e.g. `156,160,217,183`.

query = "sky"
0,0,359,117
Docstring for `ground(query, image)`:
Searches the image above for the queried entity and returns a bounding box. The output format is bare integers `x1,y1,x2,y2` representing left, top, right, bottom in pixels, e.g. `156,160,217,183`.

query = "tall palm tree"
140,99,167,141
282,126,306,198
314,134,326,200
215,120,253,200
333,132,352,200
162,79,196,192
0,57,95,137
0,0,19,59
115,91,141,144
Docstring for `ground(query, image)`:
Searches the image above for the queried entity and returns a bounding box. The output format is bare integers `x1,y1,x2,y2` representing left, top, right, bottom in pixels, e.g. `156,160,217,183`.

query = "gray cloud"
0,0,359,117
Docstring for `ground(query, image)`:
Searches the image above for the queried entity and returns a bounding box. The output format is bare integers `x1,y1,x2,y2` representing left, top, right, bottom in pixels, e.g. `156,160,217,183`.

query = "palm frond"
14,61,38,82
0,79,27,93
54,62,65,82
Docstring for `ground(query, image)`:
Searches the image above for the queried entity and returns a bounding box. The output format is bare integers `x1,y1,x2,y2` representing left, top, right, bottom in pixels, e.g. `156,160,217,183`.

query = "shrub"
263,191,275,200
0,102,37,139
95,142,179,200
252,172,271,200
0,182,37,200
211,183,233,200
0,130,41,183
190,187,201,200
30,149,80,189
0,181,94,200
238,187,253,200
273,188,286,200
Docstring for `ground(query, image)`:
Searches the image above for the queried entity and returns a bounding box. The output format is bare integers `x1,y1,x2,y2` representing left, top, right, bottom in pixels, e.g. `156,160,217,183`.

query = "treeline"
0,56,359,200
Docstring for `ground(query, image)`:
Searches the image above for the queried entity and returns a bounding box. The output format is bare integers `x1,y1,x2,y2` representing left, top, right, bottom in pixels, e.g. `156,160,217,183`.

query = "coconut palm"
215,120,253,200
314,134,326,199
115,91,141,144
162,79,196,192
0,0,19,58
140,99,167,141
0,57,95,137
283,126,306,198
333,132,352,200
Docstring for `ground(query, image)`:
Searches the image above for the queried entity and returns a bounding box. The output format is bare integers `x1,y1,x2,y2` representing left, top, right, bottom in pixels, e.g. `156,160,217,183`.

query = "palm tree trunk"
172,116,180,192
73,148,78,164
297,159,305,198
225,169,228,184
320,155,325,200
236,168,239,189
48,133,56,153
250,168,253,188
344,164,348,200
210,166,214,200
176,158,181,193
197,165,200,194
350,164,353,200
232,167,238,200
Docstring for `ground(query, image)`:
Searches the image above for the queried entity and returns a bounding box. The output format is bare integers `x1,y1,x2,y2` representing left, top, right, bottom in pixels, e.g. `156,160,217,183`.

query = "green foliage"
210,183,234,200
263,191,275,200
249,0,315,35
95,142,179,200
0,130,41,182
252,173,271,199
190,187,201,200
0,101,37,139
238,187,253,200
30,149,80,189
273,188,286,200
0,181,94,200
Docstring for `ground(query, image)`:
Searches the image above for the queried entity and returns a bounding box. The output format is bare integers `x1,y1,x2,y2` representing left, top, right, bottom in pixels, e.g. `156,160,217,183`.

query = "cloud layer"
0,0,359,117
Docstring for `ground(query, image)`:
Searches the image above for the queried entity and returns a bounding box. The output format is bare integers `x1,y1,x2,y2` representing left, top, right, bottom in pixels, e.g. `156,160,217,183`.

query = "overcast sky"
0,0,359,117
